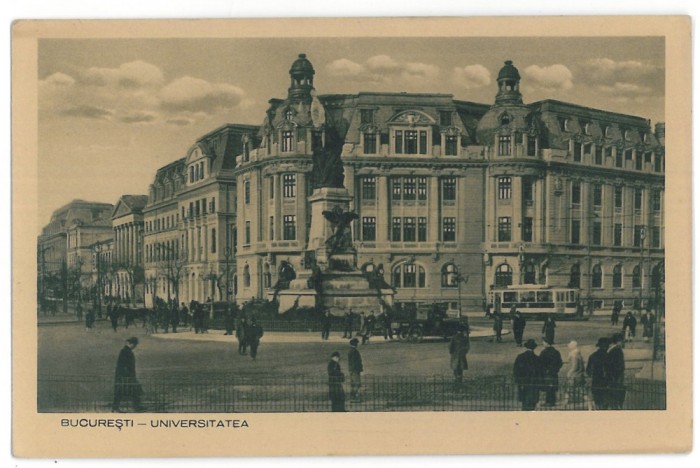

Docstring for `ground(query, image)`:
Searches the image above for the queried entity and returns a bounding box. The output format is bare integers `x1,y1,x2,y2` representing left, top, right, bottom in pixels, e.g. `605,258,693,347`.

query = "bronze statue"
322,205,358,256
312,127,345,189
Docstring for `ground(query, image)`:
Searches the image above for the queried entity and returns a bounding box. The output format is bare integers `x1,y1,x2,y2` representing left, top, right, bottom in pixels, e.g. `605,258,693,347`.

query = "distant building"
111,195,148,304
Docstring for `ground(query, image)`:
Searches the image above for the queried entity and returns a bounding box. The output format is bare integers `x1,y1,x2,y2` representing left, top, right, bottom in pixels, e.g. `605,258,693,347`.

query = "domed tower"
288,53,315,103
495,60,523,106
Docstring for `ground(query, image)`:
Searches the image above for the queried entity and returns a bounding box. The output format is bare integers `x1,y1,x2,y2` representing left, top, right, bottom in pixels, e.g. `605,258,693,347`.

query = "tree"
113,260,145,307
156,244,186,306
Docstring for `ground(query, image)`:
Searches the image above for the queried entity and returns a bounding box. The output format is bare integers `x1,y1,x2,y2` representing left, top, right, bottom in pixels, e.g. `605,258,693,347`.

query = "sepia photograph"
11,16,692,457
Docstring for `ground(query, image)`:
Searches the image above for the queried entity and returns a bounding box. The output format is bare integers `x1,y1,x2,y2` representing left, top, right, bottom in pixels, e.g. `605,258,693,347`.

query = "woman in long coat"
566,340,586,405
542,316,557,344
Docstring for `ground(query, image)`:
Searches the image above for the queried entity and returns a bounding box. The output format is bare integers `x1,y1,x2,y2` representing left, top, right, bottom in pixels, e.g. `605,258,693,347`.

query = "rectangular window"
405,130,418,154
615,150,623,168
395,130,403,154
202,198,207,214
362,217,376,241
417,177,427,201
645,152,652,164
392,217,402,242
605,146,613,159
571,181,581,206
363,133,377,154
634,225,644,247
652,190,661,211
283,215,296,240
571,219,581,244
418,217,427,242
527,136,537,156
404,177,417,200
361,176,376,200
245,221,251,245
440,110,452,126
195,200,200,216
634,188,643,211
593,184,603,207
573,143,582,162
584,143,592,155
522,217,533,242
654,154,663,173
522,179,533,202
283,174,296,198
211,228,217,254
269,177,275,199
360,109,374,124
625,149,633,160
210,197,216,213
419,131,427,154
614,186,623,209
442,217,456,242
445,135,458,156
244,180,251,204
281,130,294,152
189,202,194,218
498,177,512,200
635,152,643,170
442,177,457,201
391,178,402,200
498,217,511,242
403,217,416,242
651,226,660,248
269,216,274,241
404,264,417,288
595,146,603,165
593,221,602,245
498,135,511,156
614,223,623,246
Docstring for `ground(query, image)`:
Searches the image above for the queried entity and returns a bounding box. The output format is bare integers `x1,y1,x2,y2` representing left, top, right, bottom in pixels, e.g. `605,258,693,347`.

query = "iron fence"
38,374,665,413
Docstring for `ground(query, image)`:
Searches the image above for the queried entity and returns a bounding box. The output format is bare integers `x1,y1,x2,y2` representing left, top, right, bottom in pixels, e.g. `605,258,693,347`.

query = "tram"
488,285,580,318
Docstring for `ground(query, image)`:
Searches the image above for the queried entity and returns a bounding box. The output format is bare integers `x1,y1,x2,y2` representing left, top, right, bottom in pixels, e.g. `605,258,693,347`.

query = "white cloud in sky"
579,58,663,101
39,60,249,125
523,64,574,91
325,54,440,88
452,64,490,89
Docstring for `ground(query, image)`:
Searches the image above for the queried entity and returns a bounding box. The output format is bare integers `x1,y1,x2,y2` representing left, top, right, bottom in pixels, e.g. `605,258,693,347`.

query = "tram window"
503,292,517,303
537,291,552,302
568,291,576,302
556,292,565,302
521,291,535,302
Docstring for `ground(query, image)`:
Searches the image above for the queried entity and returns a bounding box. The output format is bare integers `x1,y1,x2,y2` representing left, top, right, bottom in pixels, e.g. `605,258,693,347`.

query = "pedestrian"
604,333,626,409
76,301,83,322
342,309,354,338
449,325,470,384
224,304,235,336
483,299,492,318
85,305,95,331
179,302,189,328
236,316,248,355
640,310,655,342
247,318,264,360
622,311,637,342
348,338,363,400
512,311,526,347
586,337,611,410
611,304,621,326
360,312,370,345
492,312,503,343
112,337,145,413
542,315,556,345
539,339,563,407
565,340,586,405
381,308,394,340
327,351,346,412
513,339,542,410
321,309,332,340
108,304,119,332
170,302,179,333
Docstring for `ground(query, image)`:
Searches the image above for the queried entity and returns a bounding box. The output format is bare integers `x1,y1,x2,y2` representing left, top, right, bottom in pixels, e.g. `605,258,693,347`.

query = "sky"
37,36,664,226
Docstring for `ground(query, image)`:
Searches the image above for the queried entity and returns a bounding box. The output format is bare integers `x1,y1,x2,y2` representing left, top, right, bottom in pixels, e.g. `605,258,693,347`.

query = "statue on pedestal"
311,127,345,189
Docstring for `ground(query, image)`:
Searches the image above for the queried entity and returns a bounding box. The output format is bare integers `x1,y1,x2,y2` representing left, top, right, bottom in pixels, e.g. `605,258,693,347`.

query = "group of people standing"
327,308,394,344
327,337,365,412
234,316,264,359
513,332,627,410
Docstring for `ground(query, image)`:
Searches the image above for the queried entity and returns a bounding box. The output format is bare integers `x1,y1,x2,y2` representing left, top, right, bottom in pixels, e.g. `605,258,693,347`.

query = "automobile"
391,303,468,343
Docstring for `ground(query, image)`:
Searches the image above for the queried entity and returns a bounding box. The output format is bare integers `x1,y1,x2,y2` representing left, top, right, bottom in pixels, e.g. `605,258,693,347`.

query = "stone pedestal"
276,187,394,316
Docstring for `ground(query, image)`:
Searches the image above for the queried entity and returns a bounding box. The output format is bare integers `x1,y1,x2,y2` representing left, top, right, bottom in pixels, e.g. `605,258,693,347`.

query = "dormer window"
560,118,570,132
281,130,294,152
440,111,453,127
624,129,632,141
605,125,613,138
500,113,511,126
360,109,374,124
583,122,592,135
284,109,294,121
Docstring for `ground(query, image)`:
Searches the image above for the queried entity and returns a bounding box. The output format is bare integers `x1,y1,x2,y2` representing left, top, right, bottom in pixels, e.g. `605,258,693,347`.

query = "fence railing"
38,374,666,413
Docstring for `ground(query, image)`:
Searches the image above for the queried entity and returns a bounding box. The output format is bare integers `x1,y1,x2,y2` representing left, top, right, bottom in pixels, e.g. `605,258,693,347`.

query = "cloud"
41,72,76,88
119,111,158,124
159,76,246,113
523,64,574,91
325,54,441,88
81,60,165,88
579,58,663,99
166,116,195,126
453,64,491,89
60,105,114,120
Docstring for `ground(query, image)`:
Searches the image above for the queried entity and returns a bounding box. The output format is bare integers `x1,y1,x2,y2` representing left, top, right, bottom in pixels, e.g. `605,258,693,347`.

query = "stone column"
377,176,389,242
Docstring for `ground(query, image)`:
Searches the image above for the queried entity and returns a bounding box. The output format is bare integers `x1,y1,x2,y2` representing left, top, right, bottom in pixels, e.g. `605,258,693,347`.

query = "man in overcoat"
247,318,264,360
513,338,543,410
512,311,527,346
449,325,470,383
348,338,363,399
586,337,611,409
112,337,145,413
327,351,346,412
236,316,248,355
539,339,563,406
604,333,626,409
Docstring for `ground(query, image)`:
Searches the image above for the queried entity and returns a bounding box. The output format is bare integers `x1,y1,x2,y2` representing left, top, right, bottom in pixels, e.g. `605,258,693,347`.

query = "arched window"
243,265,251,288
651,263,664,289
494,263,513,287
441,263,458,288
612,264,623,289
392,263,426,288
569,264,581,288
592,265,603,288
632,265,641,289
523,262,536,284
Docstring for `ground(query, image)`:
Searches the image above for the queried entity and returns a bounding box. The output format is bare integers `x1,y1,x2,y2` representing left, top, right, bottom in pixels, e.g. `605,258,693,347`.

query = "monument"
275,60,394,315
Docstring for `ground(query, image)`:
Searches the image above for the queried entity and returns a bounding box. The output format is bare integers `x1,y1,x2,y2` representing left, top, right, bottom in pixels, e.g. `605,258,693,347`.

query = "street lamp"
639,226,646,313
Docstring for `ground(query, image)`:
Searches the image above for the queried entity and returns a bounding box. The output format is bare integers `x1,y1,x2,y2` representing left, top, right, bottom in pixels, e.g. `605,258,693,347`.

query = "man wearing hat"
348,338,363,400
449,325,470,384
539,339,563,406
587,337,611,409
327,351,346,412
513,338,543,410
112,337,145,413
604,333,626,409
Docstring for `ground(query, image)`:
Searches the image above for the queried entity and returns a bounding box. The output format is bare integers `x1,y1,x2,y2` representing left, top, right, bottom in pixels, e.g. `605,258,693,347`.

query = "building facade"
111,195,148,304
